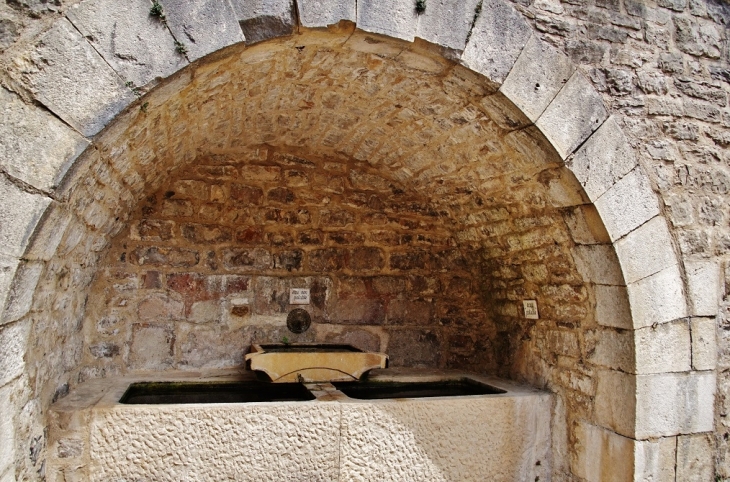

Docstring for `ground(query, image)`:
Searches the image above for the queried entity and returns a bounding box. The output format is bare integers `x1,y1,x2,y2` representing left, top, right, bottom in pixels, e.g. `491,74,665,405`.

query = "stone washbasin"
244,343,388,383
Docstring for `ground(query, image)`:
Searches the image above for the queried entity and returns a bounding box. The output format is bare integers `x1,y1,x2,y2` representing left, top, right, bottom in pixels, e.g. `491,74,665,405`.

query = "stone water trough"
47,346,552,481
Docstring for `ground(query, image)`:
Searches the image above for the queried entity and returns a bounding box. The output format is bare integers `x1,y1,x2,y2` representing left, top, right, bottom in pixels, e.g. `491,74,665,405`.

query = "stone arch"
0,0,719,480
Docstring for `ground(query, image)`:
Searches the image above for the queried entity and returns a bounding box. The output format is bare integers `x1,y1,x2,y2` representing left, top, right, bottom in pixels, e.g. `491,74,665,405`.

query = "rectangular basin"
332,378,506,400
119,381,315,404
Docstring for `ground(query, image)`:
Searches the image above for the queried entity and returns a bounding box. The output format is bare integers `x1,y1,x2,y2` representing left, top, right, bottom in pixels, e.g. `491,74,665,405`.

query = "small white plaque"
290,288,310,305
523,300,539,320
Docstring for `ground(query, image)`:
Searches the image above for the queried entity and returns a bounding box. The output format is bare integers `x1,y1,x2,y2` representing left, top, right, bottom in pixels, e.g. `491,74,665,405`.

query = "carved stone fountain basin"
244,343,389,383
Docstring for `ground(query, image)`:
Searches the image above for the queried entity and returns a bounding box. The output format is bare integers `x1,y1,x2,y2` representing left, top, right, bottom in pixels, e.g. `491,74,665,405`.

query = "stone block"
587,328,634,372
634,320,691,374
545,168,590,208
691,317,716,371
0,382,16,477
415,0,482,51
563,205,611,245
0,320,29,391
596,285,632,329
627,264,687,328
137,293,184,321
189,300,220,324
572,422,635,482
461,0,532,85
1,261,43,324
614,216,677,284
0,177,52,258
297,0,356,27
501,35,575,122
162,0,244,61
0,88,88,192
387,329,440,366
129,323,174,370
685,260,720,317
571,244,624,285
536,71,608,159
636,371,715,439
595,369,636,437
356,0,418,41
594,170,661,241
66,0,187,88
231,0,296,44
676,433,714,481
0,256,18,321
11,19,135,137
634,436,677,482
23,203,72,261
567,116,638,202
478,91,531,131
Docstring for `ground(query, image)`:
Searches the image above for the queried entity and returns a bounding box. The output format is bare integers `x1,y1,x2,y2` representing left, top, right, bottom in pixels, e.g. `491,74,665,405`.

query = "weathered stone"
222,247,272,271
189,300,219,324
416,0,483,51
2,261,43,324
563,205,611,245
634,320,691,374
356,0,418,41
595,285,632,329
537,71,608,159
635,371,715,438
0,88,88,192
0,320,29,385
685,260,720,316
571,244,624,285
309,248,347,272
627,264,687,328
297,0,356,27
462,0,532,85
634,436,677,481
321,327,381,352
614,216,677,284
0,177,52,258
387,329,440,366
594,170,661,241
330,299,385,324
137,293,184,321
129,323,174,369
565,39,607,64
676,434,714,481
347,247,384,271
11,18,135,136
161,0,245,61
230,0,295,44
595,369,636,437
501,35,576,121
674,16,722,58
66,0,187,88
691,317,716,371
0,256,18,320
177,324,249,368
572,422,634,481
131,247,199,267
0,382,17,477
56,438,84,459
587,328,634,372
88,342,120,359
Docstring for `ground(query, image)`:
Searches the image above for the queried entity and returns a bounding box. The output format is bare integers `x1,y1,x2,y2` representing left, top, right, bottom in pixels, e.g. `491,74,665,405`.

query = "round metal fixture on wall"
287,308,311,334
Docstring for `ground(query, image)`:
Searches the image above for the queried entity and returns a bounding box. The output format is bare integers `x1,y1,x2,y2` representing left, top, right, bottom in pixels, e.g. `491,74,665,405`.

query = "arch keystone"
297,0,355,28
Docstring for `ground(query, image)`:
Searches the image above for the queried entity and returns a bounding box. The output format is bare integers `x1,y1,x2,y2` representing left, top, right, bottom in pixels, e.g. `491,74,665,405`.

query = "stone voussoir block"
415,0,483,52
634,319,691,375
571,244,625,286
0,176,52,259
536,70,608,160
627,264,687,329
11,18,135,137
501,34,576,122
614,216,677,285
66,0,188,88
594,169,661,242
1,261,44,324
635,371,715,439
161,0,245,61
297,0,356,27
461,0,532,86
231,0,296,44
356,0,419,41
0,320,30,386
0,88,88,193
567,116,638,203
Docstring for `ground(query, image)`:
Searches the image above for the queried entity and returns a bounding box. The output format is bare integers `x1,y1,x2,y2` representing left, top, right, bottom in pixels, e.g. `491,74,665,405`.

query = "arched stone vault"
0,0,721,480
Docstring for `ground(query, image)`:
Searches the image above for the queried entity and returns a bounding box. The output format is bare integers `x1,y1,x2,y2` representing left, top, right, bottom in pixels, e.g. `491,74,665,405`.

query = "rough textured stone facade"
0,0,727,480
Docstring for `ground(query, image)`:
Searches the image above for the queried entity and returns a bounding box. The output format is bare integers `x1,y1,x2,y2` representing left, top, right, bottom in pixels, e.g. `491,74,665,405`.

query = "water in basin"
119,381,315,404
333,378,506,400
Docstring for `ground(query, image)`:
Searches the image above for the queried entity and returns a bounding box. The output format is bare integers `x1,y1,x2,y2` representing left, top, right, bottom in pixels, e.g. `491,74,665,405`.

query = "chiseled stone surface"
614,216,677,285
501,35,575,122
0,177,51,259
595,285,632,329
339,395,551,481
634,319,691,374
537,71,608,159
297,0,356,27
634,436,677,482
461,0,532,85
161,0,245,61
415,0,483,52
90,404,341,481
0,88,88,192
571,244,625,286
356,0,419,41
66,0,187,88
230,0,296,44
627,264,687,328
594,171,662,242
8,18,135,137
